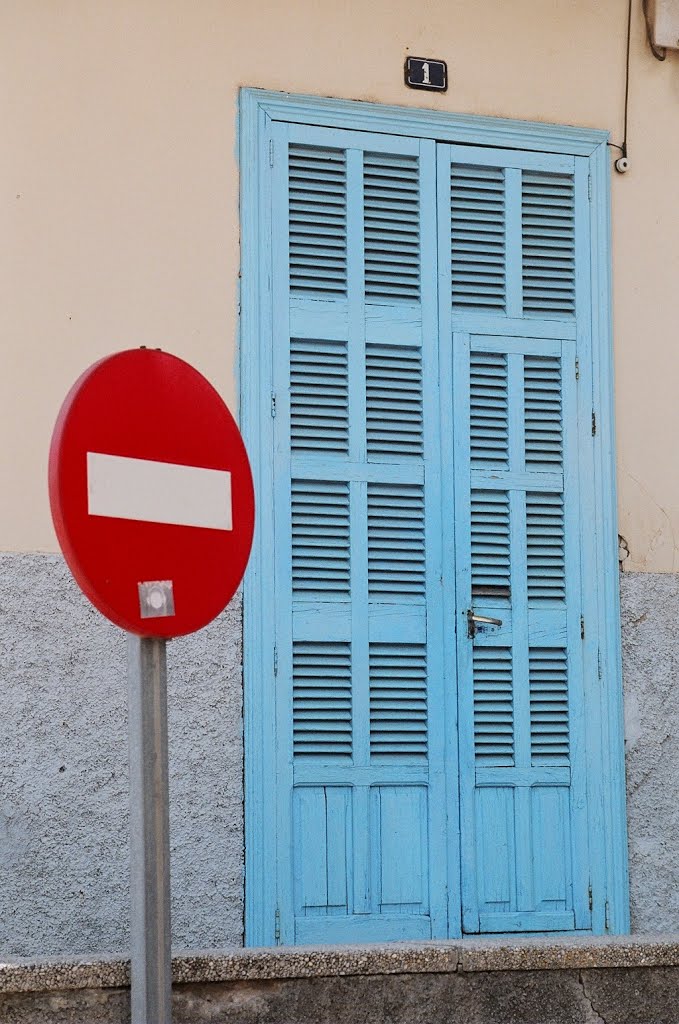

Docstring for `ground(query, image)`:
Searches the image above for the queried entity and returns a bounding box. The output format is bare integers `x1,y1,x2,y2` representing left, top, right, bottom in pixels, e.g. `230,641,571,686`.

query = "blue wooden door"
249,103,622,944
437,143,593,932
269,121,449,943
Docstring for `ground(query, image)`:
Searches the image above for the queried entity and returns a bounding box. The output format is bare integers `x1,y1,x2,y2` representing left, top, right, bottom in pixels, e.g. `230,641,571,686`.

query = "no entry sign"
49,348,255,638
49,347,256,1022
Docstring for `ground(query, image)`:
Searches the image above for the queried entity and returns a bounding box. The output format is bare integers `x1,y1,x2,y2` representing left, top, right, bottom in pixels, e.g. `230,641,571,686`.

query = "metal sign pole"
127,634,172,1024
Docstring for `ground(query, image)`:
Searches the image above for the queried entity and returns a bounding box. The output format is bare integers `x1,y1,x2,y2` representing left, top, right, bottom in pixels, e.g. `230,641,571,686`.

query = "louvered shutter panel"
442,143,592,933
271,122,446,943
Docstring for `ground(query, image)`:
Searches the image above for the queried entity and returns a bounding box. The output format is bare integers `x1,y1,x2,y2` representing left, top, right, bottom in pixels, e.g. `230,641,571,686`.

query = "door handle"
467,610,503,639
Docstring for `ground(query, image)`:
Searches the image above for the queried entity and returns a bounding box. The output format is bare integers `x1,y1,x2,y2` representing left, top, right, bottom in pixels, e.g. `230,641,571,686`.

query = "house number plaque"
405,56,447,92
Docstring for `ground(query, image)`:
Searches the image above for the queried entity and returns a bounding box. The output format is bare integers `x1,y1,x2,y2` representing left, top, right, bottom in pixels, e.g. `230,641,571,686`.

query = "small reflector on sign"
87,452,233,530
138,580,175,618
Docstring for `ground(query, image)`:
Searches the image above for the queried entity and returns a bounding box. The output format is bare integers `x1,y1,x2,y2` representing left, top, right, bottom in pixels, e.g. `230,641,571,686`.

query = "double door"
259,117,604,943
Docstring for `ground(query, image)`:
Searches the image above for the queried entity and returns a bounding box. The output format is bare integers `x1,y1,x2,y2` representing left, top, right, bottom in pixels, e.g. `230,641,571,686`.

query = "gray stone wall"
1,554,678,956
620,572,679,933
0,553,244,957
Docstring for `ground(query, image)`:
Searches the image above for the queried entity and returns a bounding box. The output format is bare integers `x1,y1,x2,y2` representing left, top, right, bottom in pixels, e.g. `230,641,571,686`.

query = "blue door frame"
239,88,629,946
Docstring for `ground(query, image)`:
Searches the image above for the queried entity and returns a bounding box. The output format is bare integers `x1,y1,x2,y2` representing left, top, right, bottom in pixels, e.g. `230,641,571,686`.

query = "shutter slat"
527,492,565,603
530,648,569,764
470,351,509,468
471,490,511,595
524,354,563,471
368,483,425,600
473,648,514,765
364,152,420,302
451,164,506,312
366,344,424,458
293,641,352,758
289,144,347,298
521,170,575,317
290,338,349,455
370,644,428,759
292,480,350,599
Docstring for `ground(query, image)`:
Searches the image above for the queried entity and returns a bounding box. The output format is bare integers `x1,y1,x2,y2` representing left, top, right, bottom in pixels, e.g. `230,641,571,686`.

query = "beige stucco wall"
1,0,676,570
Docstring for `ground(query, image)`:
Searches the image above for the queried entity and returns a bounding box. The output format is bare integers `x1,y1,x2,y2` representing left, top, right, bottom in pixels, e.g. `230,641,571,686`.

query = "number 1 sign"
405,55,448,91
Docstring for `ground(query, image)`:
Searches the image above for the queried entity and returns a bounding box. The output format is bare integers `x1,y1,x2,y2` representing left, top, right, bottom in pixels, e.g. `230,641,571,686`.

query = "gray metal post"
127,634,172,1024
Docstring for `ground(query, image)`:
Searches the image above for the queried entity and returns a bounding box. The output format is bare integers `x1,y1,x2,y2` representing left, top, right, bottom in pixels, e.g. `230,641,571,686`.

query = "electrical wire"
608,0,633,157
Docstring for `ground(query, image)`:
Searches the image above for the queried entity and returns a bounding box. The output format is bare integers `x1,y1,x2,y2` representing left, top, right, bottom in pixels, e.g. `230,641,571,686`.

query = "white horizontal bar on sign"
87,452,232,530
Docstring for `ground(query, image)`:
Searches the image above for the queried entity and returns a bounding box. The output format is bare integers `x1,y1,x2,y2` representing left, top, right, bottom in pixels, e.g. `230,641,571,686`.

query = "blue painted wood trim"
240,90,278,947
241,89,607,156
589,141,630,934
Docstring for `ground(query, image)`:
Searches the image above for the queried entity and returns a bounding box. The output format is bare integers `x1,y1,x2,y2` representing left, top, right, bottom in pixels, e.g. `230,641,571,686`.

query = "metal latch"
467,610,503,639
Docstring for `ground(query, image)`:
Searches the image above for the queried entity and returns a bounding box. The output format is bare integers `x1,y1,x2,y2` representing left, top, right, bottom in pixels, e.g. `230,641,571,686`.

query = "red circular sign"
49,349,255,637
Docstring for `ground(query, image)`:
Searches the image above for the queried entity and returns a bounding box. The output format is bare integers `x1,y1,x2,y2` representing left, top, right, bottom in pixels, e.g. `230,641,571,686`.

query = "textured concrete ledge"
459,933,679,971
4,935,679,995
0,956,128,995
